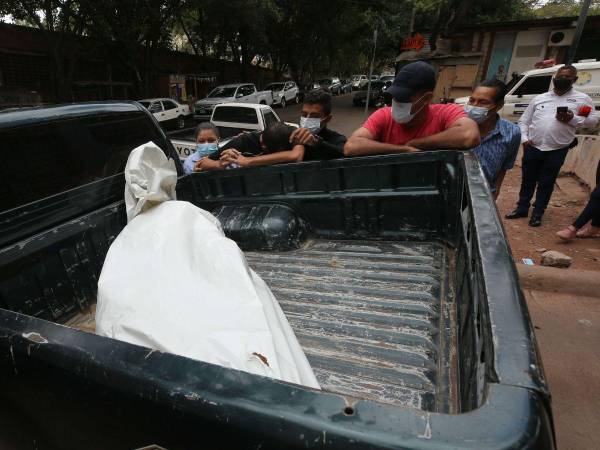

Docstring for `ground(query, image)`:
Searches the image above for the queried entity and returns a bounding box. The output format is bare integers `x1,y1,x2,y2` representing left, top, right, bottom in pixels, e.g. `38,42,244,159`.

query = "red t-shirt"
363,104,466,145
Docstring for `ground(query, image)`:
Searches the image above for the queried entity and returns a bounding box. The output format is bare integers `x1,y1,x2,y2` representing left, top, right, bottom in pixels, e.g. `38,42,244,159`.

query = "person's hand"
290,127,319,146
522,140,534,148
194,156,228,171
219,149,241,162
400,145,421,153
556,109,574,123
194,157,210,171
233,154,252,167
219,149,251,167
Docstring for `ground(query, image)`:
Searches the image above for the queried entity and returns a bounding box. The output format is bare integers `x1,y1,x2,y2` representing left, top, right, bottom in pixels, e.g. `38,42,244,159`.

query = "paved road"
173,93,378,140
276,92,378,138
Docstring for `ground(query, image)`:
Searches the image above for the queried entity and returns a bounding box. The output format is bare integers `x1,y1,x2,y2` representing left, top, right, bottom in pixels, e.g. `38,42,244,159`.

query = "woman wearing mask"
183,122,220,174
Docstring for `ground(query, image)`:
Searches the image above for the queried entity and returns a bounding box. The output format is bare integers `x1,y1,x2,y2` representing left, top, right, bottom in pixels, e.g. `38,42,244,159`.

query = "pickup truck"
195,83,274,119
138,97,191,129
0,102,555,449
170,102,286,161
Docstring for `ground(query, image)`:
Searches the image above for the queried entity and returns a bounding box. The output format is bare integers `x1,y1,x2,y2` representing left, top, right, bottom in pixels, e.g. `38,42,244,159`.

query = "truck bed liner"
245,239,456,412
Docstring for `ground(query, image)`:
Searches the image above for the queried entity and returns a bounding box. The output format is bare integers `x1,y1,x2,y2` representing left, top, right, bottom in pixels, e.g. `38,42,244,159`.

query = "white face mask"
300,116,322,133
391,94,427,124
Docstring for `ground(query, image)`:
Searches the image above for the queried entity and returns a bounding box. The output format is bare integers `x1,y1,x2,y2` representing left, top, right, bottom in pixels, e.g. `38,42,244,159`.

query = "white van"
455,60,600,123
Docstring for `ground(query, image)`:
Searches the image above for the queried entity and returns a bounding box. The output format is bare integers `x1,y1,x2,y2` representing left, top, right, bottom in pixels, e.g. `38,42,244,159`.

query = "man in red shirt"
344,61,480,156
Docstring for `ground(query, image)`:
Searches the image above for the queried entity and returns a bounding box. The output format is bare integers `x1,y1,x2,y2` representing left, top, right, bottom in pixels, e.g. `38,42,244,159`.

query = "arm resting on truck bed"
344,127,418,156
407,117,481,150
194,157,225,171
221,145,305,167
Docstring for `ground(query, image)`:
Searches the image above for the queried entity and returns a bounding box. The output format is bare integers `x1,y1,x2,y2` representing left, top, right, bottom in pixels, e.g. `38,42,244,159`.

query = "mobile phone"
557,106,568,114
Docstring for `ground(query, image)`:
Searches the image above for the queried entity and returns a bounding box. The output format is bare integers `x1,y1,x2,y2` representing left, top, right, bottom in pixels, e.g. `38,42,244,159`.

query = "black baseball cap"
387,61,436,102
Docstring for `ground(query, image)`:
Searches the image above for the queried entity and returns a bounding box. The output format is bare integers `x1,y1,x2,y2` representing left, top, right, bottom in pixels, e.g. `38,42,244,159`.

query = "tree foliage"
531,0,600,17
1,0,585,98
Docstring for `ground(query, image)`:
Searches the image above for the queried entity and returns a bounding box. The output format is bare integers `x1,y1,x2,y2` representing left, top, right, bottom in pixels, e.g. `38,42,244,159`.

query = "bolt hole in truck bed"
0,152,553,448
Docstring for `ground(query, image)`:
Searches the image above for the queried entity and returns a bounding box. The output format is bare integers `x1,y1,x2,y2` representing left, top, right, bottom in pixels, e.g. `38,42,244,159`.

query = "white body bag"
96,142,320,389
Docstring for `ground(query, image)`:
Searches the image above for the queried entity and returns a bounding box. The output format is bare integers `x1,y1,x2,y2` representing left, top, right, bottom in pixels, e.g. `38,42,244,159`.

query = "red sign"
401,33,426,51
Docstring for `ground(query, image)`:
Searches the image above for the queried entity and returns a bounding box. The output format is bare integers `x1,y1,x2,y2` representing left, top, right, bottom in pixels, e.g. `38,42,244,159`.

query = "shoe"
529,215,542,227
505,209,528,219
556,225,577,241
576,225,600,238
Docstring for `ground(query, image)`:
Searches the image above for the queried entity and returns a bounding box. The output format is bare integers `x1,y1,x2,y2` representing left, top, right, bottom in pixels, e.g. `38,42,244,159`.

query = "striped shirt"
472,116,521,192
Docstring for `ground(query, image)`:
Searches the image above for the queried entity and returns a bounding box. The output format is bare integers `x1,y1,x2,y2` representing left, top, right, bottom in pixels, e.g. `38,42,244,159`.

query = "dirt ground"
525,289,600,450
498,153,600,449
496,163,600,271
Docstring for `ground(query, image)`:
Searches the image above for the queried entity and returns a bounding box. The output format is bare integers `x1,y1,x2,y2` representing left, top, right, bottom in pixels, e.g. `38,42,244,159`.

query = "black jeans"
573,160,600,229
516,145,570,216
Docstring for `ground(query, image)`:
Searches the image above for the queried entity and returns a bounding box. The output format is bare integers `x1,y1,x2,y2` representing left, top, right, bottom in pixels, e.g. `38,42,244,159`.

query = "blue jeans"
516,145,569,217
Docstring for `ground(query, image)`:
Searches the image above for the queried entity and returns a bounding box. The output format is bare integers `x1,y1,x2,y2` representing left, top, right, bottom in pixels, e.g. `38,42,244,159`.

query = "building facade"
397,16,600,102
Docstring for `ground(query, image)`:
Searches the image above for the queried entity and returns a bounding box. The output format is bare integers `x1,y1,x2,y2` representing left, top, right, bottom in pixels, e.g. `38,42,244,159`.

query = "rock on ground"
541,250,573,268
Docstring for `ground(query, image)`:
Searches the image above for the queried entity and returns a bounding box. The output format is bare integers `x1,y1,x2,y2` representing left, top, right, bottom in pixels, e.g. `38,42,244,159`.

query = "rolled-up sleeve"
363,108,388,141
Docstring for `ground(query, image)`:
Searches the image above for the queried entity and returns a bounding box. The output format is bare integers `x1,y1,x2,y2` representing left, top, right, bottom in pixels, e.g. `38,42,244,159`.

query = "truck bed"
246,239,456,412
63,237,456,412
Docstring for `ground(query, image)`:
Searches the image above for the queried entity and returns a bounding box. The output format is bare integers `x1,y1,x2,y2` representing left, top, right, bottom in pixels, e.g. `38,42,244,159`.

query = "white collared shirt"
518,88,598,151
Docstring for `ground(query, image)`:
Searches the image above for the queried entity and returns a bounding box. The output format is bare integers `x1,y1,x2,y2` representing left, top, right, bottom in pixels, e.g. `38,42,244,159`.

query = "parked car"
138,97,191,129
0,101,555,448
265,81,300,108
316,77,343,95
352,80,387,106
379,75,395,83
170,102,286,160
454,60,600,123
340,79,353,93
194,83,274,120
351,74,368,90
370,74,381,81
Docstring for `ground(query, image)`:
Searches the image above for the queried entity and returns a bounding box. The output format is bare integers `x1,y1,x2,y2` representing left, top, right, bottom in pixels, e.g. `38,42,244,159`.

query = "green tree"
83,0,182,97
533,0,600,17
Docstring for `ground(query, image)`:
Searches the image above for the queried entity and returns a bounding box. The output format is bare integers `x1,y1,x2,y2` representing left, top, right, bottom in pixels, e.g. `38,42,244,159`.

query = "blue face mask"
195,142,218,157
464,104,492,124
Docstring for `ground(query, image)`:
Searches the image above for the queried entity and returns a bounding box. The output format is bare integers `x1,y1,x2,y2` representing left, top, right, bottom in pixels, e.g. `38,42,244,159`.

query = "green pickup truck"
0,102,554,449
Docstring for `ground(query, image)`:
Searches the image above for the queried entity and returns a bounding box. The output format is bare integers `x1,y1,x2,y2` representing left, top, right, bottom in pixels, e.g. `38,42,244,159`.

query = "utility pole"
566,0,592,64
364,28,378,118
409,1,417,35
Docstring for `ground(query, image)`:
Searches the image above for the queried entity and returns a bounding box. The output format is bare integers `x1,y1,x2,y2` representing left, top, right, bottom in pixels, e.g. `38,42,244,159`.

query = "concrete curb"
517,265,600,299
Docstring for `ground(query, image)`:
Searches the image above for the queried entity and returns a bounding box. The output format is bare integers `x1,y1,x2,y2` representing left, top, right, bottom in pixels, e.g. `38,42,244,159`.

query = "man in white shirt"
505,65,598,227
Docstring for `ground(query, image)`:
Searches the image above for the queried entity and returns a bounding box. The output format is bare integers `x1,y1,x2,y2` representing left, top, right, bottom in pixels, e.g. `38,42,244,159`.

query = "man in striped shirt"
465,79,521,198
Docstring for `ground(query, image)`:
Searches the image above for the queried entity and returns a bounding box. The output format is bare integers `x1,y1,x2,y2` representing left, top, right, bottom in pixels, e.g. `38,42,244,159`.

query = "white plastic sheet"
96,142,320,389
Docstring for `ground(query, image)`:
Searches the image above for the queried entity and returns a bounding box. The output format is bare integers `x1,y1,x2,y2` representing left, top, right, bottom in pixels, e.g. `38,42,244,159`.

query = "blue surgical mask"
195,142,218,157
464,104,491,124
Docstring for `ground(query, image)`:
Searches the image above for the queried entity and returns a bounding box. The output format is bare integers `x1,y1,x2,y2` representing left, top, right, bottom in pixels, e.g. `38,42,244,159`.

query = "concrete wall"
561,135,600,188
507,29,550,76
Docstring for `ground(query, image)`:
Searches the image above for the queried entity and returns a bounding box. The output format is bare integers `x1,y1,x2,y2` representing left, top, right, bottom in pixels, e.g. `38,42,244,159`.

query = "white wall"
561,135,600,188
507,29,550,76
